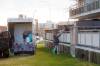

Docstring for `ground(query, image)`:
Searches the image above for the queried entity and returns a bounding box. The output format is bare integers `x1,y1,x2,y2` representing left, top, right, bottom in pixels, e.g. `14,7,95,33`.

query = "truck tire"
3,50,9,58
0,51,3,58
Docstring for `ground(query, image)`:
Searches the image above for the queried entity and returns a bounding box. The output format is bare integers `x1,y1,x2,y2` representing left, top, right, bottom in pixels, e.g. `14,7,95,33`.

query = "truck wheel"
3,50,9,58
0,51,3,58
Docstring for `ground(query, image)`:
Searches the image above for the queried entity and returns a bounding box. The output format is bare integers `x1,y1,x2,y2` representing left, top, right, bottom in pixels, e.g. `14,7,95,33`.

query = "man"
53,29,64,54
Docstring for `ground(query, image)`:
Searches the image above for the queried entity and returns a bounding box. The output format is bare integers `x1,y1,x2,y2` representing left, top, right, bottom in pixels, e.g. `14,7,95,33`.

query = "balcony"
70,0,100,19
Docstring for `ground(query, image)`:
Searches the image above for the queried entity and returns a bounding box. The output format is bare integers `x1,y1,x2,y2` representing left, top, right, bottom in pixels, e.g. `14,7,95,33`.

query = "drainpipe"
70,22,78,57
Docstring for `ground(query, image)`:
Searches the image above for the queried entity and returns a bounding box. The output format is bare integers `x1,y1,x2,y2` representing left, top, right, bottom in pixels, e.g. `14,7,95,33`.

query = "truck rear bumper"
14,51,34,55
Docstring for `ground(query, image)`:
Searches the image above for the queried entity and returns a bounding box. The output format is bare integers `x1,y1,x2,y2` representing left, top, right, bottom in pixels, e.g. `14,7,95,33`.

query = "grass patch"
0,44,99,66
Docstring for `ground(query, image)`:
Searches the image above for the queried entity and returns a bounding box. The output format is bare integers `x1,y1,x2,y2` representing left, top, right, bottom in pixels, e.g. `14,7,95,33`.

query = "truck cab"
0,31,11,57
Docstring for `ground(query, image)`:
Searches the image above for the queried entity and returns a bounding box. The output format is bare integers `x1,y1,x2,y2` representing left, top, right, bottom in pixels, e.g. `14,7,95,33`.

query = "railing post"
99,0,100,8
70,23,78,57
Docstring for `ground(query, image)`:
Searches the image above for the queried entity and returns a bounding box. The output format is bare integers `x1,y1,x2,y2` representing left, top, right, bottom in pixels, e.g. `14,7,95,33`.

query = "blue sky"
0,0,73,26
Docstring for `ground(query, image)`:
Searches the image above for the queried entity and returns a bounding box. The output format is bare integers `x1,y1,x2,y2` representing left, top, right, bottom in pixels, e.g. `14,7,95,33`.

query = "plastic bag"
52,47,57,54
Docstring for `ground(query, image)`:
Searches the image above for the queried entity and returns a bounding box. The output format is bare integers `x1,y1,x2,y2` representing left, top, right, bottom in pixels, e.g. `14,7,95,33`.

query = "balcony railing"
70,0,100,17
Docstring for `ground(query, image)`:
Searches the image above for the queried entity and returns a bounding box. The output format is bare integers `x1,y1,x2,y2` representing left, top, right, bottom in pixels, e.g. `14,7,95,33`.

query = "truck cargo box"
7,15,36,55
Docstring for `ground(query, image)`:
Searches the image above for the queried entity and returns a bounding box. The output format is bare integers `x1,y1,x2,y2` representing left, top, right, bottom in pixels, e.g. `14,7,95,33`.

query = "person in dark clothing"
53,29,64,54
53,34,60,45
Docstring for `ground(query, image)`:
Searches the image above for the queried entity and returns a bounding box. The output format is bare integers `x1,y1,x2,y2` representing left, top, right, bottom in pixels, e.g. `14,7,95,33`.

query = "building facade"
44,0,100,64
70,0,100,20
38,23,46,37
69,0,100,64
45,21,57,30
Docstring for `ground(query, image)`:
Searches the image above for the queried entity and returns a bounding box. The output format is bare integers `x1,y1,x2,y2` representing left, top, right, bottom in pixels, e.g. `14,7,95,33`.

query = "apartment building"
70,0,100,20
44,0,100,64
69,0,100,64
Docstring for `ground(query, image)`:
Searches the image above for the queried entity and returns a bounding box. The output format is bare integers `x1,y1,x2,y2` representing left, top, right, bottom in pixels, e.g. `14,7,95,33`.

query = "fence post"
70,23,78,57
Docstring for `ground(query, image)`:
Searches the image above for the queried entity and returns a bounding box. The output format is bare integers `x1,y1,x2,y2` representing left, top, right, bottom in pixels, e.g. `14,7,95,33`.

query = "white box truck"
7,15,36,55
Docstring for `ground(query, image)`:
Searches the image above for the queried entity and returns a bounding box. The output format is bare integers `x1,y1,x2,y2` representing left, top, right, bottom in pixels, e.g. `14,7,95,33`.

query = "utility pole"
35,19,39,35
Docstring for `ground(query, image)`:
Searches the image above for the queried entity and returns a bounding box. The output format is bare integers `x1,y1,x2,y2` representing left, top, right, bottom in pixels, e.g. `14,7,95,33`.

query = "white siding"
78,32,100,48
67,33,71,43
64,33,67,42
46,32,71,43
84,32,91,46
80,33,86,45
92,32,100,48
46,31,100,48
59,33,63,42
58,33,71,43
78,33,81,44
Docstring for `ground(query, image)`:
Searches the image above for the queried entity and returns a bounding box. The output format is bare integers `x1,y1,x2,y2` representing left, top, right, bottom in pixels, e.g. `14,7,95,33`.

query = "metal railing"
70,0,100,16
